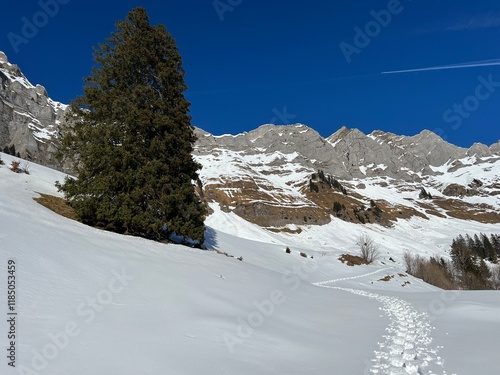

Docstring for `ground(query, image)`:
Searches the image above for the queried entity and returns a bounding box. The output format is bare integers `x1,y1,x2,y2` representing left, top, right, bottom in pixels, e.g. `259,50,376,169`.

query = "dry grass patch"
204,180,332,227
416,201,447,218
338,254,368,266
268,226,302,234
34,193,79,221
378,275,395,282
432,198,500,224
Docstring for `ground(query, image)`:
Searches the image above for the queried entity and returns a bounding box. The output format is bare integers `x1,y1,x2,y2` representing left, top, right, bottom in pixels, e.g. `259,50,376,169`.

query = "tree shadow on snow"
204,226,218,250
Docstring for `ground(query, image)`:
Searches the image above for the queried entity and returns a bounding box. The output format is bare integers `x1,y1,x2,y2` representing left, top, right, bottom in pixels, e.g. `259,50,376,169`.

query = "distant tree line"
405,233,500,290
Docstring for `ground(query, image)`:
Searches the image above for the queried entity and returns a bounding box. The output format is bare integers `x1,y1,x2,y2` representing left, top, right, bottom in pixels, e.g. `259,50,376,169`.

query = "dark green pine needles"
57,7,206,245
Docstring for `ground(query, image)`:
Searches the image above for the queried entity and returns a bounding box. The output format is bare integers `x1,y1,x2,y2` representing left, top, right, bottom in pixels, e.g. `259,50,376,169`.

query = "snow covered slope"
1,153,500,375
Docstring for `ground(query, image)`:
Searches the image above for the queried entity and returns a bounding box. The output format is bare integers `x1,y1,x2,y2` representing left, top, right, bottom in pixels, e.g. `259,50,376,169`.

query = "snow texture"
0,152,499,374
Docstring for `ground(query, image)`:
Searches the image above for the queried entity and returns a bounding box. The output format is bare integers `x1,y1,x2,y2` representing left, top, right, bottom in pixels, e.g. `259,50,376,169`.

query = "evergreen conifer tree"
57,7,206,244
491,234,500,257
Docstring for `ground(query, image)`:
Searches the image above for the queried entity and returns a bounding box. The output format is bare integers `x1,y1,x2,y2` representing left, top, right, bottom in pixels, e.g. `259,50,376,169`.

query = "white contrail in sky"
382,59,500,74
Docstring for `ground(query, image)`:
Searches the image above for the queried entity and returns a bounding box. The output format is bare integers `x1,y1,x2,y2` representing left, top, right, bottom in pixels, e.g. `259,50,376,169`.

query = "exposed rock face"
442,184,480,197
0,51,69,171
490,141,500,154
467,143,492,158
195,124,498,182
327,128,469,179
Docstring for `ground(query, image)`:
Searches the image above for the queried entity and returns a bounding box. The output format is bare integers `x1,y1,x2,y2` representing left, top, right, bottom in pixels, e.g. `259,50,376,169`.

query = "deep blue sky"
2,0,500,147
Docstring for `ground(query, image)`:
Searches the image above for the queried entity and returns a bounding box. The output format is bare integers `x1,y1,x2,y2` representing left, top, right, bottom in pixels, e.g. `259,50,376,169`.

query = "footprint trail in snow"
314,273,456,375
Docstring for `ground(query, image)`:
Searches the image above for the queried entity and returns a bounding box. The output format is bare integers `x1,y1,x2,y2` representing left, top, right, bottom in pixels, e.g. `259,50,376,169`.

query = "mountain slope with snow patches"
194,124,500,230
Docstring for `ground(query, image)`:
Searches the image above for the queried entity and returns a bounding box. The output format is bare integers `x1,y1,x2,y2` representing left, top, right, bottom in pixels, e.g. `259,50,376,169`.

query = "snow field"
1,153,499,374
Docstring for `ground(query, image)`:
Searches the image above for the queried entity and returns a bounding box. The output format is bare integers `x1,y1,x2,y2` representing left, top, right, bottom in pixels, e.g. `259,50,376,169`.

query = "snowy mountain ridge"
2,49,499,232
194,124,500,230
196,123,500,181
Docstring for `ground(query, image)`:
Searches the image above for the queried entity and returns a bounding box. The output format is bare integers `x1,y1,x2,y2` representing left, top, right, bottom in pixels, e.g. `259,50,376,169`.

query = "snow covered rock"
0,51,69,171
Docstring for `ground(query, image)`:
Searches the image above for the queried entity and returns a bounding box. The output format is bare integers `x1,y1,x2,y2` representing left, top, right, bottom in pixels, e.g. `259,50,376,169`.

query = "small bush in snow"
492,265,500,290
20,161,30,174
9,160,30,174
357,234,380,264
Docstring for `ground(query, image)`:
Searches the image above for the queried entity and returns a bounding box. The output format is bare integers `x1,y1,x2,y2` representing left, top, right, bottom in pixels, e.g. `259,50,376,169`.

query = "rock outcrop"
0,51,68,171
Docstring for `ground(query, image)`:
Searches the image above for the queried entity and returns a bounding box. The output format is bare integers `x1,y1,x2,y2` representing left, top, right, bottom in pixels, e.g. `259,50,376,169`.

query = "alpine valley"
1,51,500,375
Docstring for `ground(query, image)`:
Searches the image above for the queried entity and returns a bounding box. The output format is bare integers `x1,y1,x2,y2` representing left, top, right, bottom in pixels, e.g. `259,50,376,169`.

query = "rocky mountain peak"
327,126,366,145
490,141,500,154
467,143,491,157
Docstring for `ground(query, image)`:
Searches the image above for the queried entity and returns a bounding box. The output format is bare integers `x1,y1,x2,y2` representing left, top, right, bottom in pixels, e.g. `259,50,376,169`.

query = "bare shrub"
421,259,455,290
462,271,492,290
404,252,456,289
357,234,379,264
404,251,419,275
492,265,500,290
20,161,30,174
